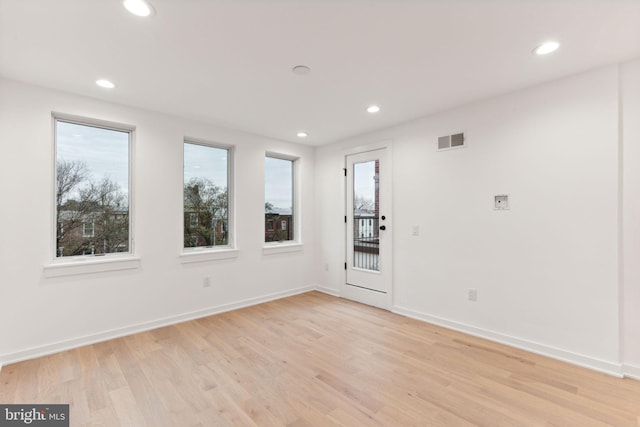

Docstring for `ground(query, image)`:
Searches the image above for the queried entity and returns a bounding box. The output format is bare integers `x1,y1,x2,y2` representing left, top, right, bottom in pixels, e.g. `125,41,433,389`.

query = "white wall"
622,58,640,378
0,78,316,363
316,65,624,374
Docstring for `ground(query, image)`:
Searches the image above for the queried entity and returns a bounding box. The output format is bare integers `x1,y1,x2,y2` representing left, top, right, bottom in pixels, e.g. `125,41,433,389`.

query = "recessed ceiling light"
534,41,560,55
123,0,155,17
297,132,308,138
96,79,115,89
292,65,311,76
367,105,380,114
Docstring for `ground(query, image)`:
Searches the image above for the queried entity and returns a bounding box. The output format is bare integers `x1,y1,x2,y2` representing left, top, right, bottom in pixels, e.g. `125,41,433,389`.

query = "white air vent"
437,132,465,151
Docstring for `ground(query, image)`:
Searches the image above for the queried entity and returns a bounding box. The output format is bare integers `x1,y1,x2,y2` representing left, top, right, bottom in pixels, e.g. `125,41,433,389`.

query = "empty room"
1,0,640,425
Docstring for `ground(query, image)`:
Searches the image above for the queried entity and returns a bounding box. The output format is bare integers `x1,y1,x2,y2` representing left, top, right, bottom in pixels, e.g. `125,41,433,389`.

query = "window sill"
180,248,239,264
262,242,304,255
43,256,141,278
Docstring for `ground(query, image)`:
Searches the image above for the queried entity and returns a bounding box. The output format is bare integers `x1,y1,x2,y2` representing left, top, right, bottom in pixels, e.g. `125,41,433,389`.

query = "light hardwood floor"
1,291,639,426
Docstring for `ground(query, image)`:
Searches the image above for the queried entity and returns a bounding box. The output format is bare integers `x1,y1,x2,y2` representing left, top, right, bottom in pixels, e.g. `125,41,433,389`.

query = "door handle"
380,225,386,231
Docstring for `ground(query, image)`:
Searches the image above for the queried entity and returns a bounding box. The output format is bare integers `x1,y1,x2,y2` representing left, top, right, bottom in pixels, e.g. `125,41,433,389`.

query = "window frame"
263,152,301,253
45,112,139,277
180,137,236,262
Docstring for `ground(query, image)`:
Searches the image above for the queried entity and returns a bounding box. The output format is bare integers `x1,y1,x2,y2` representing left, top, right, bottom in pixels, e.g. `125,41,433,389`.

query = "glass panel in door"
352,160,379,271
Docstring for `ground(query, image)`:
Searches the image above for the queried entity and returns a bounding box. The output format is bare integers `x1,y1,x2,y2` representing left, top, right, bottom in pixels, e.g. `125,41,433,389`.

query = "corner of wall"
314,285,340,297
624,364,640,381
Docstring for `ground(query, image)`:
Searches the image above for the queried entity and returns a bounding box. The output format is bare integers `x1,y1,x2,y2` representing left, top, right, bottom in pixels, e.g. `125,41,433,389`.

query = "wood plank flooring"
1,291,639,426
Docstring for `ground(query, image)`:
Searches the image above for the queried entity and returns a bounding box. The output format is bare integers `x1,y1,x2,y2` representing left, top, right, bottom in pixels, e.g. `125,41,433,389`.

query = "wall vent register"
437,132,465,150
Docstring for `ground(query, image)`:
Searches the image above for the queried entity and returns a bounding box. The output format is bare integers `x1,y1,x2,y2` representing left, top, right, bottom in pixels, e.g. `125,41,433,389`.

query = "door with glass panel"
345,148,391,308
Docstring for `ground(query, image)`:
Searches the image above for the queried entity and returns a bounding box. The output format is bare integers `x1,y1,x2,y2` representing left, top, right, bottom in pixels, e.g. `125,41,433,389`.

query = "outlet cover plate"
494,194,509,210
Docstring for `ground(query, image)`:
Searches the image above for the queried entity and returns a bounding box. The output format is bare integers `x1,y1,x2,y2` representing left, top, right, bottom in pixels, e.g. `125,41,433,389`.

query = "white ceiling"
1,0,640,146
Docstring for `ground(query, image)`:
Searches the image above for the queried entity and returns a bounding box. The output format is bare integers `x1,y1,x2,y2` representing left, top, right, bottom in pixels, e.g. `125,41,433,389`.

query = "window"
184,141,231,249
265,155,295,242
82,221,95,238
189,213,198,227
55,116,131,258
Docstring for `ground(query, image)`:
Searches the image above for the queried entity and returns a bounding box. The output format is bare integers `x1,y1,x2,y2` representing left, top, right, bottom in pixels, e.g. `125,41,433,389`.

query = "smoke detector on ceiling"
292,65,311,76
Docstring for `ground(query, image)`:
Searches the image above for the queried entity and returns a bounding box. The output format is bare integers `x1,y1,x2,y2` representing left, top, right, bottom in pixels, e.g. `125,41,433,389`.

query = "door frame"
341,141,393,310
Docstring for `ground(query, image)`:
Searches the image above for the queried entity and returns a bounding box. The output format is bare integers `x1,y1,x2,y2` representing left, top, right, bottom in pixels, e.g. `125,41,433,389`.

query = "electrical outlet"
324,263,329,271
494,194,509,210
412,225,419,236
467,288,477,302
203,277,211,288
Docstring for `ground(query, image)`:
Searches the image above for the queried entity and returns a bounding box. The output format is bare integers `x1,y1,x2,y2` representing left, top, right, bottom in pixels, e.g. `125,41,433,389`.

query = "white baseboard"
314,285,340,297
0,285,314,366
2,287,632,382
623,364,640,380
392,305,623,378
